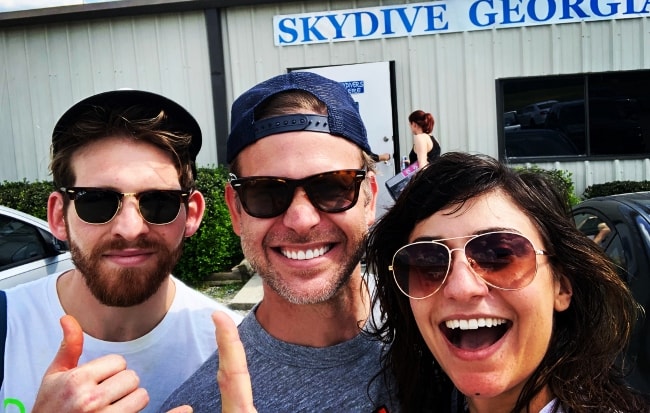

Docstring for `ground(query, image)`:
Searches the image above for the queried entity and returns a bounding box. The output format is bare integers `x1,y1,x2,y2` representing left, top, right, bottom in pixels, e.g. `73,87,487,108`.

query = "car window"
0,215,49,271
603,233,629,279
573,211,628,279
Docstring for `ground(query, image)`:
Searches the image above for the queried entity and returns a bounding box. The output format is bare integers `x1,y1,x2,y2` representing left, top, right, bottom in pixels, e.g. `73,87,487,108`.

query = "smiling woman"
365,152,650,413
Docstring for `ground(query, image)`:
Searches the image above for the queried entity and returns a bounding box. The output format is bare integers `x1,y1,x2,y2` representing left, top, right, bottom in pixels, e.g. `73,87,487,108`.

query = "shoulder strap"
0,290,6,387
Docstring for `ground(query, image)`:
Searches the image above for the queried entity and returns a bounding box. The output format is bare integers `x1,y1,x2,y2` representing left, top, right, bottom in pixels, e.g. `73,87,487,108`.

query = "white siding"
221,1,650,197
0,10,216,183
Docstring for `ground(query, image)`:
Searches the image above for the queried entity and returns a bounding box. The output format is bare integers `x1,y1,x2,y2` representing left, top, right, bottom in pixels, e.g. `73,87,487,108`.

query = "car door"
0,211,72,288
573,202,650,394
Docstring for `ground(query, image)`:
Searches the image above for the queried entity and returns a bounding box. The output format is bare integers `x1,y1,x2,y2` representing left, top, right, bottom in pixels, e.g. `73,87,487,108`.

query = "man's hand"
213,311,257,413
32,315,149,412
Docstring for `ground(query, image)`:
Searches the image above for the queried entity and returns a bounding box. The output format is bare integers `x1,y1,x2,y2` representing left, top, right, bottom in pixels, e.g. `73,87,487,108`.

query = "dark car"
503,110,521,132
545,98,644,155
504,128,580,158
0,205,73,289
572,192,650,393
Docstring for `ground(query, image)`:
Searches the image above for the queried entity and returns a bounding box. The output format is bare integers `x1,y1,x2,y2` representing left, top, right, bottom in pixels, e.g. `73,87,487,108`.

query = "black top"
409,134,441,165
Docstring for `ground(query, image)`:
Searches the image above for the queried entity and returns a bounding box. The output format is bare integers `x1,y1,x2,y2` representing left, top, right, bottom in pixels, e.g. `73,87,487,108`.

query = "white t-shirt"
1,272,243,413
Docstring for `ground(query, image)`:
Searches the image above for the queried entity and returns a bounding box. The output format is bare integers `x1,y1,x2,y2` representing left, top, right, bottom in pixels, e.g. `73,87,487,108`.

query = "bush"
174,166,244,285
0,180,55,220
0,166,243,287
583,180,650,199
513,165,581,206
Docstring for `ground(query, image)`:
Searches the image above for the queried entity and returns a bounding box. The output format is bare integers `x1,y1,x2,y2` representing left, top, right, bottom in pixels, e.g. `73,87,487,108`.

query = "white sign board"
295,62,397,215
274,0,650,46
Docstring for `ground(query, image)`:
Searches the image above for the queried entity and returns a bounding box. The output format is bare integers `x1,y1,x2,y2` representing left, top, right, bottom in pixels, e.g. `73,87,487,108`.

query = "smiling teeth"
282,246,331,260
445,318,507,330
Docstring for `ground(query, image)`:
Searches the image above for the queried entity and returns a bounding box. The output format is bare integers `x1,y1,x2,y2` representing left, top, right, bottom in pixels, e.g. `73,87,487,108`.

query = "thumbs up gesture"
31,315,150,412
213,311,257,413
163,312,256,413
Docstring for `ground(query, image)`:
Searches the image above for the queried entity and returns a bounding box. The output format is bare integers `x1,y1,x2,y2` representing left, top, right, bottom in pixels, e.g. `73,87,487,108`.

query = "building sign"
273,0,650,46
341,80,365,94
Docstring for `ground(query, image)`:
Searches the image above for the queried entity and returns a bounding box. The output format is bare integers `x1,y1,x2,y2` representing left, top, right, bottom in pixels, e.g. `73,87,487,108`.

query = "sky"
0,0,115,13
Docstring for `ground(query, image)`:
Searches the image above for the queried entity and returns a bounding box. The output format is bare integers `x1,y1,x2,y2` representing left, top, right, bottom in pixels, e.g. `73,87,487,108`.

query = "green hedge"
0,166,243,286
175,166,244,285
513,165,581,206
0,180,54,220
583,180,650,199
512,167,650,204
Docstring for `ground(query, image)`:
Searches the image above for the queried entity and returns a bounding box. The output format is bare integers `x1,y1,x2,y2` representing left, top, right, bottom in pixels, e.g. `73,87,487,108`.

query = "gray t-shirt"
161,307,399,412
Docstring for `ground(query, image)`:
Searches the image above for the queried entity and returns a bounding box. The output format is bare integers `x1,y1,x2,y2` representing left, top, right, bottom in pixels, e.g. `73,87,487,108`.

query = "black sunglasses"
390,231,548,300
229,169,367,219
60,187,190,225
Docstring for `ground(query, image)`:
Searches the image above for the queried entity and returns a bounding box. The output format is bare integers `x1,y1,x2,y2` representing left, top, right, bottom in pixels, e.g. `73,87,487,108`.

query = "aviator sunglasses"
60,187,190,225
229,169,367,219
390,231,549,300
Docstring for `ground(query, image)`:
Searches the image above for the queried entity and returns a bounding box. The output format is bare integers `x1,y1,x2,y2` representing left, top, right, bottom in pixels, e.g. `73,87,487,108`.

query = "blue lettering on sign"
274,0,650,46
340,81,365,94
381,6,423,34
525,0,556,22
277,17,298,44
424,3,449,30
353,11,379,37
300,15,327,42
325,14,352,39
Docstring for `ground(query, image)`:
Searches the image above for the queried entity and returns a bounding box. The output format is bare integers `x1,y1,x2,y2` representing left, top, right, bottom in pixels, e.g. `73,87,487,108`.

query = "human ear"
554,274,573,312
225,184,243,236
364,173,379,227
184,190,205,237
48,192,69,241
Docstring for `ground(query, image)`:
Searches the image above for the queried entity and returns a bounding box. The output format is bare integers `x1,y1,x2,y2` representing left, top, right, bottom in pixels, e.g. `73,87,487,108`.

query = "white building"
2,0,649,205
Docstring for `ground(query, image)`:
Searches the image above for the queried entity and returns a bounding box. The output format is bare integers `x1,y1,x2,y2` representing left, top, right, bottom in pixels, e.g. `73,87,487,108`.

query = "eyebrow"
410,227,522,243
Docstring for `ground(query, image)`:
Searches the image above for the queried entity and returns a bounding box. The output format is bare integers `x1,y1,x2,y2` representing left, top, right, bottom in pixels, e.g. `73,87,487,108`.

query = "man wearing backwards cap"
0,90,242,412
162,72,398,412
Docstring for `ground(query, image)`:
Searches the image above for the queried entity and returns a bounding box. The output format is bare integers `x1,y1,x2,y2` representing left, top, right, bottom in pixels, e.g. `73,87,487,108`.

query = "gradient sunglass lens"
230,169,365,218
391,232,545,299
464,232,538,289
304,170,361,212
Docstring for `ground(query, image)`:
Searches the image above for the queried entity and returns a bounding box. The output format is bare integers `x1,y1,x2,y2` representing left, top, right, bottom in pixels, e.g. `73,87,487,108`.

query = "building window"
498,70,650,161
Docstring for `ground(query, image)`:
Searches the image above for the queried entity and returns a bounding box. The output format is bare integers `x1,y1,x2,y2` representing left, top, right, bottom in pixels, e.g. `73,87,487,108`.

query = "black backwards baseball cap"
226,71,371,163
52,89,202,174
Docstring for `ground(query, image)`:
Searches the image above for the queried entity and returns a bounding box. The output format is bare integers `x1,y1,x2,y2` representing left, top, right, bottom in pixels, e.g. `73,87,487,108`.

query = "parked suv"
503,110,521,131
517,100,558,127
504,128,579,158
544,98,644,155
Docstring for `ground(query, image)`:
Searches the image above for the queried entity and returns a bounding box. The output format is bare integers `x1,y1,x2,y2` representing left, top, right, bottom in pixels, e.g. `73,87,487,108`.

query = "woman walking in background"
408,110,441,168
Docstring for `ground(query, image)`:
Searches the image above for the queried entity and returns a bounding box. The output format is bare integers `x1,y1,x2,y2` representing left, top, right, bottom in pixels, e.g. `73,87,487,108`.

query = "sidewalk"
228,274,263,311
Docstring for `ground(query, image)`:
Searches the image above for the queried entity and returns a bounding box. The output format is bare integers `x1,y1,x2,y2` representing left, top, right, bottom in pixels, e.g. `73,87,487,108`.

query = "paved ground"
202,274,262,316
228,274,263,311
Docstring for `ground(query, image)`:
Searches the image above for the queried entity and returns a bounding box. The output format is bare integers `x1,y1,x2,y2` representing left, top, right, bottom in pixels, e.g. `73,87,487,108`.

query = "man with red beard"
0,90,242,412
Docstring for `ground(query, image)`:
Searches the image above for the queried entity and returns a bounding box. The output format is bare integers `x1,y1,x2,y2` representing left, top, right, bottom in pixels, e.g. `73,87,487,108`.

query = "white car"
0,205,73,289
503,110,521,131
517,100,558,127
